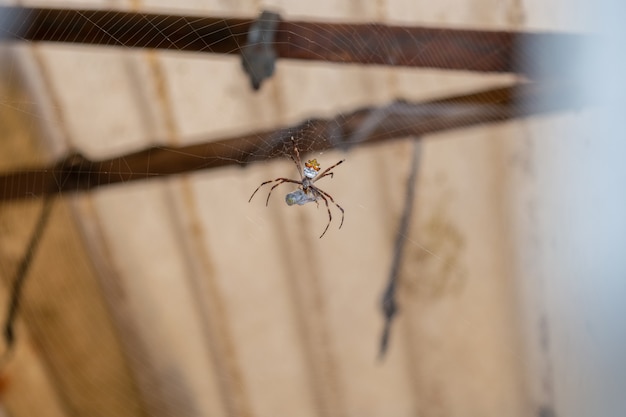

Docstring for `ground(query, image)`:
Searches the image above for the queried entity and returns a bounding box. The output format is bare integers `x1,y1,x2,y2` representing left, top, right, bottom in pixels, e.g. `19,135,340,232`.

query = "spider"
249,139,345,238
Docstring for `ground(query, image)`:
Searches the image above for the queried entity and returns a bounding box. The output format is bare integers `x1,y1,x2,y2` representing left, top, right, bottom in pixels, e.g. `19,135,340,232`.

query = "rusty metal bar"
0,81,584,202
0,6,584,77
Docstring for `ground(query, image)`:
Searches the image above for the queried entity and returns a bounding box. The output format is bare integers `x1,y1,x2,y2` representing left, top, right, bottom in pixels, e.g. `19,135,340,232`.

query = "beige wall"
0,1,595,416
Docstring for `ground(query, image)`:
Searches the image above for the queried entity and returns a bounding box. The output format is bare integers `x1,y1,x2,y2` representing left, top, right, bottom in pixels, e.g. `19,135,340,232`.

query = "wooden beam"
0,81,585,202
0,6,585,77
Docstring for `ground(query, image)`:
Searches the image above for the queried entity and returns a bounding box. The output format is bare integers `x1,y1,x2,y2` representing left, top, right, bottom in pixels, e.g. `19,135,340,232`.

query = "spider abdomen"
304,159,321,179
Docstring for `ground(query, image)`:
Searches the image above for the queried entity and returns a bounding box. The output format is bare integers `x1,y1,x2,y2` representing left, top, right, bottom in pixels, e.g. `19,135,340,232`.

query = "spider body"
249,139,345,238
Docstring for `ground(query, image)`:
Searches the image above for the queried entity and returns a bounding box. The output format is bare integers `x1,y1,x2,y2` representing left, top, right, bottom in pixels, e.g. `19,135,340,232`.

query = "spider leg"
312,186,345,229
313,159,345,183
312,190,333,239
265,179,301,206
290,136,304,176
249,179,277,203
248,178,301,204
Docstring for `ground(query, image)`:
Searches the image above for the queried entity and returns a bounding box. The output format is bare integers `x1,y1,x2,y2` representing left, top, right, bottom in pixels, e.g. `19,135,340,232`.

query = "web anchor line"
0,197,54,369
379,140,422,359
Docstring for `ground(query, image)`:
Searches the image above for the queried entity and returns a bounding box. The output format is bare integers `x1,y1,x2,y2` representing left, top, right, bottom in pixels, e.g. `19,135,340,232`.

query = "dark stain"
538,405,557,417
403,190,467,299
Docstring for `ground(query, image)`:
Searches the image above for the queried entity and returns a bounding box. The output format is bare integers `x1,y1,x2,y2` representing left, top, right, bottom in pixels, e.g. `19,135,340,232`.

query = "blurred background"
0,1,624,417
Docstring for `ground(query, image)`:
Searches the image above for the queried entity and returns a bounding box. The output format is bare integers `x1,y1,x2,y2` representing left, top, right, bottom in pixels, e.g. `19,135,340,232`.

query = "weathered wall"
0,0,593,416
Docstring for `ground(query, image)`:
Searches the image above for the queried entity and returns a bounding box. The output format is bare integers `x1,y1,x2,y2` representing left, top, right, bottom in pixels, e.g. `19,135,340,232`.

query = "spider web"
1,2,622,417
